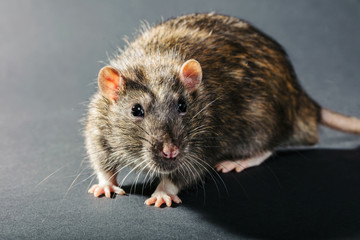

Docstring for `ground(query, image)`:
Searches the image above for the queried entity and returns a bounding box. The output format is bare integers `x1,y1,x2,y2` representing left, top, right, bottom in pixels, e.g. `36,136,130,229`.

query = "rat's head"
97,59,203,174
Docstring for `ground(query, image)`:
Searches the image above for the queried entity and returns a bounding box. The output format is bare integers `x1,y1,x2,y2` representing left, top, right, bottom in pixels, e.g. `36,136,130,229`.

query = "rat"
85,12,360,207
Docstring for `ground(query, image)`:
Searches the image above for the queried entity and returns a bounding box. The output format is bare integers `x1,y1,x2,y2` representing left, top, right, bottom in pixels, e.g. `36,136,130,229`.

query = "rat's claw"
171,195,182,204
88,183,125,198
104,186,111,198
94,186,103,197
144,192,182,207
88,184,98,194
144,196,157,206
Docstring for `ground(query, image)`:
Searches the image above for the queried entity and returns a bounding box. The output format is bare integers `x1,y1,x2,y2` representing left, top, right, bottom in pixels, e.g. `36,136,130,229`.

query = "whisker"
182,159,206,204
87,175,96,192
189,154,229,195
142,164,155,196
215,161,250,199
191,95,223,121
106,156,141,183
130,161,151,194
72,172,96,188
178,159,196,186
64,167,87,198
188,156,221,197
132,123,151,137
36,166,66,187
119,158,148,188
85,146,112,158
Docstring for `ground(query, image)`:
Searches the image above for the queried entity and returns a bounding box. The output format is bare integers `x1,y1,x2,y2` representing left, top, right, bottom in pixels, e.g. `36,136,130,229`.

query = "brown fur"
86,13,324,190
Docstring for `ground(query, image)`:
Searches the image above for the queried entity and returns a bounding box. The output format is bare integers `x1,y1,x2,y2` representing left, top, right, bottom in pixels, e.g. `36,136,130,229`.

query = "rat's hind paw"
144,191,182,208
88,183,125,198
215,160,246,173
215,151,272,173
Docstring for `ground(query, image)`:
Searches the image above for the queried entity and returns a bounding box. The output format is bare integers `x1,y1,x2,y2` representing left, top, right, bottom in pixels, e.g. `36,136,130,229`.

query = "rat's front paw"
88,183,125,198
144,191,182,207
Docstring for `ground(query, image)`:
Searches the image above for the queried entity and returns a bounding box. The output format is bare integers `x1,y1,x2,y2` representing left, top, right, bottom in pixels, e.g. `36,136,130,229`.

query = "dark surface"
1,1,359,239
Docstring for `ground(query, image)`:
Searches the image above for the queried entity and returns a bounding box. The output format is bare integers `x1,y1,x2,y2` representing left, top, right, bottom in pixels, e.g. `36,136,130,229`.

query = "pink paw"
215,160,246,173
215,152,271,173
144,191,182,207
88,183,125,198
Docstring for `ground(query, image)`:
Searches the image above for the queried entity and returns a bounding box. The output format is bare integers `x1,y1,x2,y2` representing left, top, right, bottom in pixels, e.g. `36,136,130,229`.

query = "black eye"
131,104,144,118
177,99,187,114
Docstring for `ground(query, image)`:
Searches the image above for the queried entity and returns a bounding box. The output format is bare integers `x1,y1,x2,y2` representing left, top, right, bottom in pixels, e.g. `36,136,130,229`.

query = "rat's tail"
321,108,360,134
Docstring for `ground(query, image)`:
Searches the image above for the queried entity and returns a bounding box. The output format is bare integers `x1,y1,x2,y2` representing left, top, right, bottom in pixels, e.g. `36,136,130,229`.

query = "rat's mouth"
162,156,177,161
155,156,180,173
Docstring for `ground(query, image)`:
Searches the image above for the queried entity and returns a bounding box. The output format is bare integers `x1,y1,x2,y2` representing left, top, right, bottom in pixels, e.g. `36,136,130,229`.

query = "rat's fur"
85,13,357,201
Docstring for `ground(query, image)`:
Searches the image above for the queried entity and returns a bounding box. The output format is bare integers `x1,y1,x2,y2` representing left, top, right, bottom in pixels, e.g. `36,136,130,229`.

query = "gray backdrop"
1,1,359,239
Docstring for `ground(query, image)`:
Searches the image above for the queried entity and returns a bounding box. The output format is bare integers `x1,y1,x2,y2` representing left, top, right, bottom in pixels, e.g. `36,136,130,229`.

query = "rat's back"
133,13,321,152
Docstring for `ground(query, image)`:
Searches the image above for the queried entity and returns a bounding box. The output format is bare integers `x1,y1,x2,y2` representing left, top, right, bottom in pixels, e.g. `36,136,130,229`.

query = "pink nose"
162,143,179,159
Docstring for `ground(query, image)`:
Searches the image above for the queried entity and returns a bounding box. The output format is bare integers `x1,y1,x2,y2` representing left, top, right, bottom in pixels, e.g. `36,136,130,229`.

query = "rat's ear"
98,66,125,101
179,59,202,93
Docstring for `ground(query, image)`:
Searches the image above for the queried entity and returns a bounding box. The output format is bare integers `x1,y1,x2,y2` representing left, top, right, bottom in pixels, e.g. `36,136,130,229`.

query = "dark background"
1,0,359,239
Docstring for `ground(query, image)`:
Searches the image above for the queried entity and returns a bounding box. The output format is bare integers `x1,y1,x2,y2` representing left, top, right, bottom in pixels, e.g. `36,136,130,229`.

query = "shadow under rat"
124,147,360,239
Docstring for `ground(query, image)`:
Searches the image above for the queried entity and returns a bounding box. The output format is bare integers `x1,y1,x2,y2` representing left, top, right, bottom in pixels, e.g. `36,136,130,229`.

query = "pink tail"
321,108,360,134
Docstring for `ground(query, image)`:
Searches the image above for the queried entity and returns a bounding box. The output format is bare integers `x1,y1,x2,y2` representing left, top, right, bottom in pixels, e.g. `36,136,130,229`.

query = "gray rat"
85,13,360,207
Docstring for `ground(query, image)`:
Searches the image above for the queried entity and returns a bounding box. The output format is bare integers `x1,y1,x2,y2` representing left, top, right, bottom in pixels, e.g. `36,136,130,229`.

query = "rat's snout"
161,143,179,159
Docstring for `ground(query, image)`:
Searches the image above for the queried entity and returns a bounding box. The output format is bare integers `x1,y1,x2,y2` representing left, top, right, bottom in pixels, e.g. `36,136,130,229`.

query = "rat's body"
85,13,360,207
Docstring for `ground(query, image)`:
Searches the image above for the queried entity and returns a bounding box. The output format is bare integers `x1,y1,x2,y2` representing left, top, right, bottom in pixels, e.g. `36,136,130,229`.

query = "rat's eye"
177,98,187,114
132,104,144,118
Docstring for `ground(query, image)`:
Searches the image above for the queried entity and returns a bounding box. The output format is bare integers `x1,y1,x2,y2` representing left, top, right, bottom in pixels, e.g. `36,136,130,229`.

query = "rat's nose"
162,143,179,159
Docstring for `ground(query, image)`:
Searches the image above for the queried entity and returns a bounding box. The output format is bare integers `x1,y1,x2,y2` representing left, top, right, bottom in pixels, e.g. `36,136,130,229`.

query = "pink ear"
179,59,202,92
98,66,125,101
